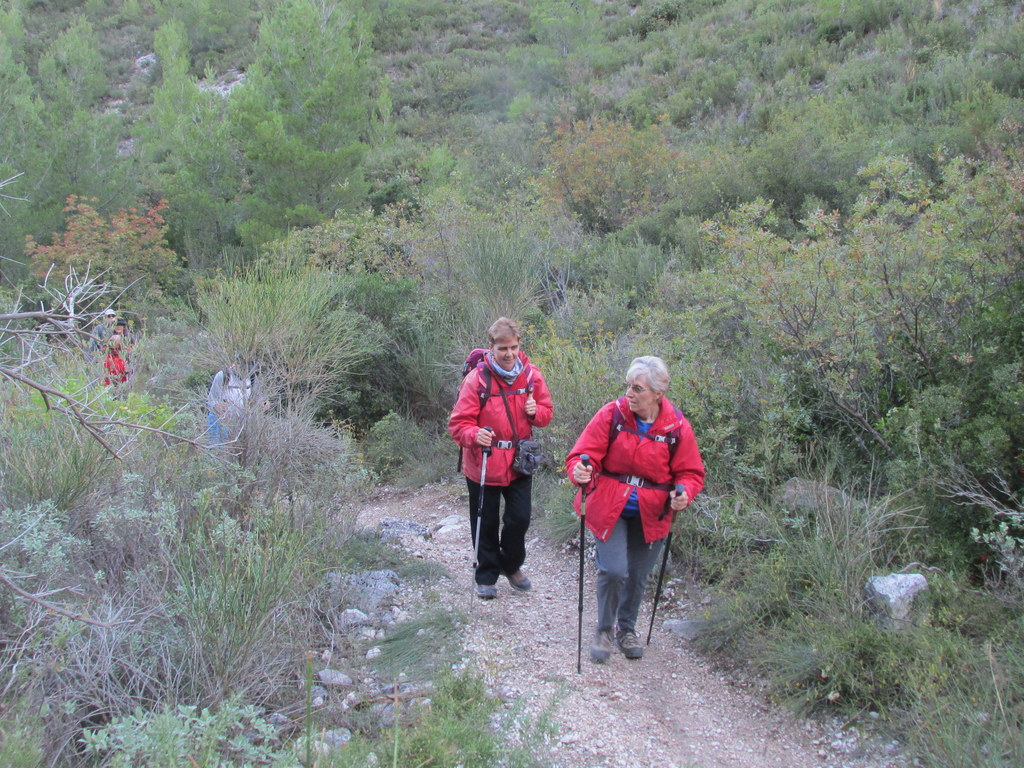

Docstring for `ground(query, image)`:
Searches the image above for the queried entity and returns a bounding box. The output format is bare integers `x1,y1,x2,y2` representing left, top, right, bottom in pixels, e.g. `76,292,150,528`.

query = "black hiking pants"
466,474,532,586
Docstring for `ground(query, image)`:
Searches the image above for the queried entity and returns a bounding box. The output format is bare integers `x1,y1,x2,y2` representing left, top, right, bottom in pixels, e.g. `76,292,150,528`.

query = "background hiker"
206,360,252,445
566,355,704,663
448,317,553,599
102,319,131,386
90,308,117,359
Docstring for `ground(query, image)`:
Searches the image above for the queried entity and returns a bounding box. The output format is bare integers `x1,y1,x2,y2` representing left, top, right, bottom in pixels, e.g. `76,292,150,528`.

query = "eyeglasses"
626,384,648,394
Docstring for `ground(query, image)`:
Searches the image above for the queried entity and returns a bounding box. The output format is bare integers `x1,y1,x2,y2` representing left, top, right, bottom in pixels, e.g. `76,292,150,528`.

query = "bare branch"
0,567,130,629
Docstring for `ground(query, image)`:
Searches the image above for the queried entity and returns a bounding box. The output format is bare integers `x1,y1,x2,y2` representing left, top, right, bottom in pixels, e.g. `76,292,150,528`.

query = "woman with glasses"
565,356,705,663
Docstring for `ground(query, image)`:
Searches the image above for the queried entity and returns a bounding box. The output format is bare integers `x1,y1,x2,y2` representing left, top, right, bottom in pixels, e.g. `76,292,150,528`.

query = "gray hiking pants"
594,515,665,634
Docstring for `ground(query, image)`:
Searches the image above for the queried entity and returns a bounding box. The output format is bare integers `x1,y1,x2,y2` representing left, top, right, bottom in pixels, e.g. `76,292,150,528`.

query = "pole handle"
481,426,493,455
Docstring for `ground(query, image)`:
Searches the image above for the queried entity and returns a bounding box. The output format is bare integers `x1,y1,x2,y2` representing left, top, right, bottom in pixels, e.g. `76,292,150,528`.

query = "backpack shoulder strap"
608,399,684,457
476,363,493,402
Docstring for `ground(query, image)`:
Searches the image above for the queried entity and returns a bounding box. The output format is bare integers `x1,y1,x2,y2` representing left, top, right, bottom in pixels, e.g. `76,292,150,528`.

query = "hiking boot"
475,584,497,600
589,629,615,664
505,570,532,592
616,628,644,660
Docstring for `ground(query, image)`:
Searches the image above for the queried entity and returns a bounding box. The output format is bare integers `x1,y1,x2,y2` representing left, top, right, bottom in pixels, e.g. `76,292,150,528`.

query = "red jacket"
565,397,705,543
448,352,553,486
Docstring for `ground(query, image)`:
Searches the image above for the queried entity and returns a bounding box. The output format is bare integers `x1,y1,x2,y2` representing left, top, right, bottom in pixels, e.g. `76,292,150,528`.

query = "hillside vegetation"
2,0,1023,765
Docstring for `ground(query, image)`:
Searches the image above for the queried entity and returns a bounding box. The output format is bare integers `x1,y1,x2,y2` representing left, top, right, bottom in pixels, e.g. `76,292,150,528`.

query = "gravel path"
355,482,908,768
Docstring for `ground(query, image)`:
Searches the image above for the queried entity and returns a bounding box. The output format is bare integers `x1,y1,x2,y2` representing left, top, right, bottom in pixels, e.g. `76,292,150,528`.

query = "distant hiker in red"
448,318,554,599
102,319,131,386
566,356,705,663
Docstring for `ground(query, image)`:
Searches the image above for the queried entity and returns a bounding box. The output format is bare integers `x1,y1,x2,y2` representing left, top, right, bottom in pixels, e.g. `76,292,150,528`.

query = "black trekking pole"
576,454,591,674
646,483,682,646
472,428,493,597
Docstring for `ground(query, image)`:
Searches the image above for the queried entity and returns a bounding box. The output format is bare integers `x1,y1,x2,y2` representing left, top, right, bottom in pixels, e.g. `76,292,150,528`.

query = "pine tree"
229,0,381,247
32,17,138,244
0,20,42,283
145,20,244,269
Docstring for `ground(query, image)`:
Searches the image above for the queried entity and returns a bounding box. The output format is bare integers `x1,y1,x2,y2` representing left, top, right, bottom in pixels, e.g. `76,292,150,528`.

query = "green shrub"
760,613,959,713
170,500,317,703
526,323,626,478
0,404,113,511
906,630,1024,768
0,700,44,768
82,696,285,768
363,411,449,487
373,609,464,680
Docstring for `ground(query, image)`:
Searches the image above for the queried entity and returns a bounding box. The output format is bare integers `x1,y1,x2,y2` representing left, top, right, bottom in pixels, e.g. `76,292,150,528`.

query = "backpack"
608,399,684,460
455,349,535,471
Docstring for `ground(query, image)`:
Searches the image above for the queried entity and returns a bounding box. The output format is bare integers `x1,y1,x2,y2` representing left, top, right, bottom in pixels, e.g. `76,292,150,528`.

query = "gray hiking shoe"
475,584,497,600
505,570,532,592
589,629,615,664
616,628,644,660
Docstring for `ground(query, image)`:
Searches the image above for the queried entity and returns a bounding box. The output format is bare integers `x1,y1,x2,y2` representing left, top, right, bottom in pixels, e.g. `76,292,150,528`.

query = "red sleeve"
448,370,483,448
564,401,616,493
670,418,705,504
528,367,553,428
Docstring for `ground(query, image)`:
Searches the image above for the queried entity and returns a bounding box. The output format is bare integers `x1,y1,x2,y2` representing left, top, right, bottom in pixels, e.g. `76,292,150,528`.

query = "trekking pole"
576,454,591,674
646,483,682,646
472,427,493,596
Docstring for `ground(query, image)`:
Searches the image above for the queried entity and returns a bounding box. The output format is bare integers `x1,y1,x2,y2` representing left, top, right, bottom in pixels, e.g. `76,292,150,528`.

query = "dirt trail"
355,482,906,768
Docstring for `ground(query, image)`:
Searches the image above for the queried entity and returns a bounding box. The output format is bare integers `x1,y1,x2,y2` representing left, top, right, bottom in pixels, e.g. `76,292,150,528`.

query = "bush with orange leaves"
539,118,680,234
26,195,183,299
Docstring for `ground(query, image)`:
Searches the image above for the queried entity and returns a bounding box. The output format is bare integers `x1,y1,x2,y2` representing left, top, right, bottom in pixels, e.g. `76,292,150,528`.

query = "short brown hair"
487,317,521,344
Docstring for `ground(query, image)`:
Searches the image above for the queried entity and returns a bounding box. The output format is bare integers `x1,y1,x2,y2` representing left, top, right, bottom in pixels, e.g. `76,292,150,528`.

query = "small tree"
26,195,183,299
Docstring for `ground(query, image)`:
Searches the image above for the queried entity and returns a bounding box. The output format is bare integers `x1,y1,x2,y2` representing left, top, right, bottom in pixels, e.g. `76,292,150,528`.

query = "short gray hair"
626,356,670,394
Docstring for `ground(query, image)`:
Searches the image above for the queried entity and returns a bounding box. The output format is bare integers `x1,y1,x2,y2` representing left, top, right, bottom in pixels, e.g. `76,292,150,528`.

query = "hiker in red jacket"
566,356,705,662
102,319,131,386
449,318,554,599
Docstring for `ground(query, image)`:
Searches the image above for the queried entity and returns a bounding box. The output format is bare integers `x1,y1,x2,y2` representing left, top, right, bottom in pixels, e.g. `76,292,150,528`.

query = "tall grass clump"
194,255,380,419
0,401,113,511
905,632,1024,768
171,497,318,704
451,228,544,347
696,468,924,712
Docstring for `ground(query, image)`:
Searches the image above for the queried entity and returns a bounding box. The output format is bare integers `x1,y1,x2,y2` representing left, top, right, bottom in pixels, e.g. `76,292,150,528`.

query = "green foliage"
154,0,258,72
0,24,43,274
695,478,921,659
82,696,286,767
0,400,113,511
327,669,555,768
0,700,44,768
526,322,624,478
27,14,139,249
194,256,379,418
363,411,448,487
170,500,315,702
453,228,544,339
540,118,680,234
229,0,380,246
906,631,1024,768
702,152,1024,493
145,20,245,269
0,501,85,585
760,613,956,713
373,609,464,680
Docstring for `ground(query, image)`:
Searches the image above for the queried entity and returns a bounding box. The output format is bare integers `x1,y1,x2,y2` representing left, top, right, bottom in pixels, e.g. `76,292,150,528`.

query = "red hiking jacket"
565,397,705,543
448,352,553,486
